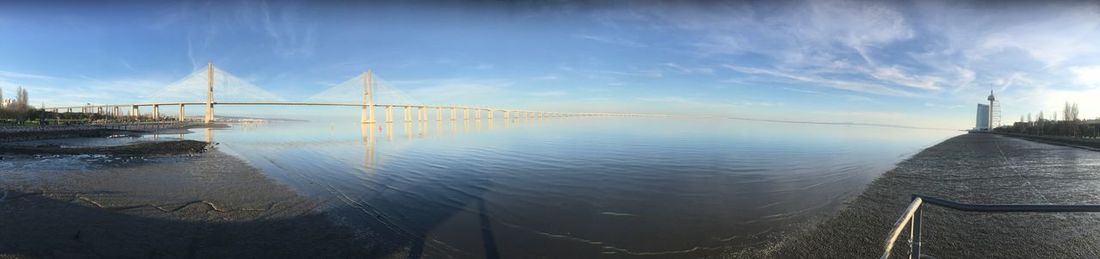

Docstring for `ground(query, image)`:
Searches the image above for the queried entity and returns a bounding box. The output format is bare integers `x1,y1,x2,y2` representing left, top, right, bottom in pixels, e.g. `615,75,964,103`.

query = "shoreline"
0,148,383,258
771,133,1100,258
0,123,232,156
0,122,228,143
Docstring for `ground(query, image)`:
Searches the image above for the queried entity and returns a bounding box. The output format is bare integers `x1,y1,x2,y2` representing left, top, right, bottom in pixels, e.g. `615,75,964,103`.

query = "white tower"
987,90,999,129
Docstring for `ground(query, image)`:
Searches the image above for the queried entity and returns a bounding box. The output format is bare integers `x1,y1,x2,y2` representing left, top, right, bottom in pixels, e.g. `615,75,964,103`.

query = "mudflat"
0,140,209,155
774,133,1100,258
0,150,383,258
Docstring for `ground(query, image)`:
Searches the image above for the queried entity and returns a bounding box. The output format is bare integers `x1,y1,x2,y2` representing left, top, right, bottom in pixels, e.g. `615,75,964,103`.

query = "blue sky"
1,1,1099,129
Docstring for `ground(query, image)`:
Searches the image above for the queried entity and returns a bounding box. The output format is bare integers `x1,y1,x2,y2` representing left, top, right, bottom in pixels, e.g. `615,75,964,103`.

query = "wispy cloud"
637,96,691,103
0,70,57,81
664,63,713,75
575,34,647,48
528,91,567,97
724,65,918,97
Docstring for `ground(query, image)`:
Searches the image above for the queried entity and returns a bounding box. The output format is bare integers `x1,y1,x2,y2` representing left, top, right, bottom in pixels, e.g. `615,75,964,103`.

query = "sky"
1,0,1099,129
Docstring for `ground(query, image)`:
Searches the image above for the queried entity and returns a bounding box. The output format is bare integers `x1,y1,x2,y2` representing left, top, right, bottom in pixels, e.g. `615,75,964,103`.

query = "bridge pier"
436,107,442,121
152,105,160,120
403,106,412,123
132,105,139,119
178,104,185,121
385,105,393,123
488,109,494,120
475,108,481,120
450,107,457,121
203,63,215,123
362,70,375,124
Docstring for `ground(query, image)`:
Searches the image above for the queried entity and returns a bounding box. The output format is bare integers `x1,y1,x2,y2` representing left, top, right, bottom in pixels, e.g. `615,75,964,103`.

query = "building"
974,90,999,131
988,90,1000,128
976,103,990,131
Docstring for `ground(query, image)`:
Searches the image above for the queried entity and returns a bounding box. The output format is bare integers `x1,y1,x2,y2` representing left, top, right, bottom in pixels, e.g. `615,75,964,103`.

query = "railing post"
910,195,923,259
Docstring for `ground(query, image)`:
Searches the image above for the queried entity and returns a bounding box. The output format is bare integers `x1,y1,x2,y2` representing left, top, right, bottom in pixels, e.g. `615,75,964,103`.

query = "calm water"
29,117,961,257
168,117,959,257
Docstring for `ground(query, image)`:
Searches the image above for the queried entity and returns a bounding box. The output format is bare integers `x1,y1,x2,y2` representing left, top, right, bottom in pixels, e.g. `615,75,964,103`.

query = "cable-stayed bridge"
45,63,640,123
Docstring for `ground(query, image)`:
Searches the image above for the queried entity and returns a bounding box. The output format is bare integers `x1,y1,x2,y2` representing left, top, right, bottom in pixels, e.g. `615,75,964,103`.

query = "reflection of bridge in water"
45,63,645,123
146,101,565,178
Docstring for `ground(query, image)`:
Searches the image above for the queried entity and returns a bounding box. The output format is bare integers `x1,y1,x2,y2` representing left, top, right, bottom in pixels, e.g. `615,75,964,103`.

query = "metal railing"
881,194,1100,259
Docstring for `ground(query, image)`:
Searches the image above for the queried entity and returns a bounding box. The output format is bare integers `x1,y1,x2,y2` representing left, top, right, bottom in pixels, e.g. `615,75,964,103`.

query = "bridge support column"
450,107,456,121
152,105,160,120
385,106,393,123
362,70,375,124
475,109,481,120
437,107,442,121
403,106,411,122
488,109,494,120
463,108,469,120
132,105,139,119
179,104,185,121
204,63,214,124
417,106,424,122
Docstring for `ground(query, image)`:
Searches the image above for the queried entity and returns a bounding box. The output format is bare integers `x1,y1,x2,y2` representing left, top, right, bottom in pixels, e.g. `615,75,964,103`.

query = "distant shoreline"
725,116,958,131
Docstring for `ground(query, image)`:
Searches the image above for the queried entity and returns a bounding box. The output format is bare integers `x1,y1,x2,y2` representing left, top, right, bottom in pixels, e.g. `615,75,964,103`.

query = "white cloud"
1070,66,1100,87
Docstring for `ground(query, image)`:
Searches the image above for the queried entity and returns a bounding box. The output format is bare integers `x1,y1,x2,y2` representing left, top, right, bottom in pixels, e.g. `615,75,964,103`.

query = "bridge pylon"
204,63,214,124
362,70,375,124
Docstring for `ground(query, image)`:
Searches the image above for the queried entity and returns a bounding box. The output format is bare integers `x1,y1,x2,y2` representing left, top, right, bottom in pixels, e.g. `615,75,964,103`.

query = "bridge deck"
45,101,638,116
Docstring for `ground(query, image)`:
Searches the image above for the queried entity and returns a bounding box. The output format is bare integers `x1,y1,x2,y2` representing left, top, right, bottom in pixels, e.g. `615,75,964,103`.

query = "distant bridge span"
45,64,642,123
46,101,637,123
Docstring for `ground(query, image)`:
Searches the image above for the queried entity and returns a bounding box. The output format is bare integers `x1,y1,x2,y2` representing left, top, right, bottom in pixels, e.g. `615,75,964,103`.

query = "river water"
160,117,957,257
7,116,958,257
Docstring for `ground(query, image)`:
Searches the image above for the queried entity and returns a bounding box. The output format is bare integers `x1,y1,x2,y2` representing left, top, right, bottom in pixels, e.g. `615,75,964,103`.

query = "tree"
16,87,28,108
1072,103,1080,121
1065,101,1072,121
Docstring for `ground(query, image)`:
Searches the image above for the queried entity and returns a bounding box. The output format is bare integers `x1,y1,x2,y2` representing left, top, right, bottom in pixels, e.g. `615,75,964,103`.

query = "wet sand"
0,150,383,258
0,140,209,155
772,133,1100,258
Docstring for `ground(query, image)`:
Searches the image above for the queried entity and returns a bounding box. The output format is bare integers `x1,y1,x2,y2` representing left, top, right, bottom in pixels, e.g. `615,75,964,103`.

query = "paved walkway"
774,133,1100,258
